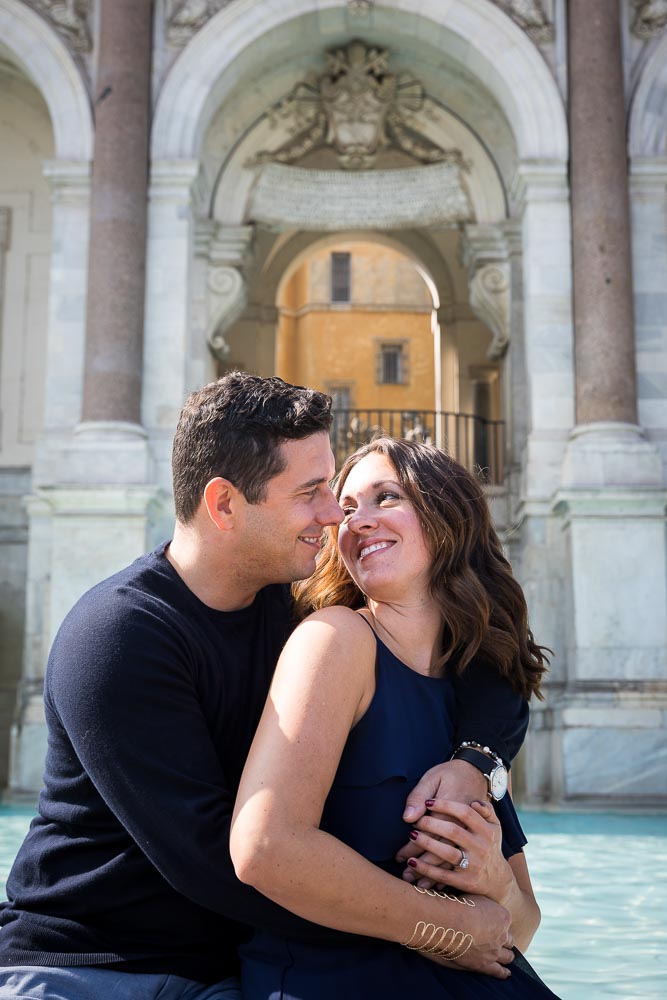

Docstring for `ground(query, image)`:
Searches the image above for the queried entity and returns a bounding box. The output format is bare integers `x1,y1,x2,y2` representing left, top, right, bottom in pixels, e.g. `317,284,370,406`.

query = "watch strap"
451,746,497,776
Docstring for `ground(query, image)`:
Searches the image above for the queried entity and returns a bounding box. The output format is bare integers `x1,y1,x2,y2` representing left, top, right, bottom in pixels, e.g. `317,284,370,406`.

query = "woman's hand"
415,892,515,979
406,798,514,906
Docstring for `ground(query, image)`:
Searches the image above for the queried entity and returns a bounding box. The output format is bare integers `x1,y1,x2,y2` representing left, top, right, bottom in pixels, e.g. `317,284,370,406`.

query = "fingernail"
407,858,418,868
404,807,417,820
409,830,418,841
425,799,435,807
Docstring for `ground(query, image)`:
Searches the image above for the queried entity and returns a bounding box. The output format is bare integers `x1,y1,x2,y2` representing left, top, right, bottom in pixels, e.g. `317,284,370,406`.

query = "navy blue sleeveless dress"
241,629,561,999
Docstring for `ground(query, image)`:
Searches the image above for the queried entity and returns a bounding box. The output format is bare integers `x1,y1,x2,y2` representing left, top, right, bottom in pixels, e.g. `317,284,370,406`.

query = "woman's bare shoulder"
286,606,376,660
299,606,374,639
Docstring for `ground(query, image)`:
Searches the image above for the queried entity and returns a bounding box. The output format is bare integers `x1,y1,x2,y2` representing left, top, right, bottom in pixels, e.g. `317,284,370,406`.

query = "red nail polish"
409,830,418,841
407,857,418,868
425,799,435,807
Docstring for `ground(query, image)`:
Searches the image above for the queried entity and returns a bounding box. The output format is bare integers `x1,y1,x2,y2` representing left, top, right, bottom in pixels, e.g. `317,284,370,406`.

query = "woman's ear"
202,476,239,530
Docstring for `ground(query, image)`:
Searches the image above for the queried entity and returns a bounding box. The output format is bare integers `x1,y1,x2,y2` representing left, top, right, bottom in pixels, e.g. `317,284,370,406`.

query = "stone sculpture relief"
26,0,91,52
166,0,234,45
253,40,466,170
489,0,554,44
347,0,374,14
631,0,667,38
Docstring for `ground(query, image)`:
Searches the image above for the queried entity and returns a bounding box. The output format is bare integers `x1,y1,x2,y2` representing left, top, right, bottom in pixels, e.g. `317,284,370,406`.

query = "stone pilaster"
510,162,574,501
143,159,200,501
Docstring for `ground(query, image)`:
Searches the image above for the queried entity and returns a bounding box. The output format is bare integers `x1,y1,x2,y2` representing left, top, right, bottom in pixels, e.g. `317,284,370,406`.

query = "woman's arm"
404,797,541,952
231,607,514,978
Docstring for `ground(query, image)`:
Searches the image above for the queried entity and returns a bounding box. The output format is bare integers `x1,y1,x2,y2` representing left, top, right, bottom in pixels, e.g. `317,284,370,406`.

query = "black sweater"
0,545,528,982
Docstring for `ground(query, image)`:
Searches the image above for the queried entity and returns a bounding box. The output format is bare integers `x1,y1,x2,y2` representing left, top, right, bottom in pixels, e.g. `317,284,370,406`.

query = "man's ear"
202,477,240,530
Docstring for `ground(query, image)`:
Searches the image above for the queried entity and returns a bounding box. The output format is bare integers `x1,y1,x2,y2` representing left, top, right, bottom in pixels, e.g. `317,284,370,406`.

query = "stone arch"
260,230,454,313
0,0,92,160
628,30,667,156
152,0,568,164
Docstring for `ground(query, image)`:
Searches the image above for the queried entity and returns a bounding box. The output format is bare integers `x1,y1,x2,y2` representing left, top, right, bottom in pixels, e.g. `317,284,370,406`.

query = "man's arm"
399,659,529,878
403,656,529,822
47,598,333,942
450,656,530,766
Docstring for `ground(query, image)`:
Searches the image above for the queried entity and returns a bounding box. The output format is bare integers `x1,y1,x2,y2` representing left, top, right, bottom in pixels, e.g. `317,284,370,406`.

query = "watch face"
489,765,508,801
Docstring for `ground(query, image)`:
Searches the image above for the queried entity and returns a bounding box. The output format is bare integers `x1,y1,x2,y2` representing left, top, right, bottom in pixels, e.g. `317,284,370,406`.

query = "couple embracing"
0,373,560,999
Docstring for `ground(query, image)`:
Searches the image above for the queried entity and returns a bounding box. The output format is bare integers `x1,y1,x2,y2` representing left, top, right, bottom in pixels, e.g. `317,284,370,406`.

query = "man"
0,374,527,998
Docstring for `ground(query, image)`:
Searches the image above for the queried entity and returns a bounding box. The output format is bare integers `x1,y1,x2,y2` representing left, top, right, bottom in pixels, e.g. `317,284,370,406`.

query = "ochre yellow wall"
276,242,435,412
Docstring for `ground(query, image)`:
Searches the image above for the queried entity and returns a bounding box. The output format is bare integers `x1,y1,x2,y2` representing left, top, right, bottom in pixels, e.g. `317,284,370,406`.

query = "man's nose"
317,487,344,525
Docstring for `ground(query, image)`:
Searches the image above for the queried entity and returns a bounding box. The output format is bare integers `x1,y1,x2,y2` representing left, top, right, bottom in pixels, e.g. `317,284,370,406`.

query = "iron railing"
330,409,505,484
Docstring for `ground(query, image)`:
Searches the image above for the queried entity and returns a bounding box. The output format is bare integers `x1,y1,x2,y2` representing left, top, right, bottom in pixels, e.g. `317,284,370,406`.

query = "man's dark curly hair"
172,372,333,523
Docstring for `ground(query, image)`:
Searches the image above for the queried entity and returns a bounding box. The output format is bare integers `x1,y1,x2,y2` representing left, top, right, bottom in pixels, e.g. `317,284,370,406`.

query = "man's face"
240,432,343,586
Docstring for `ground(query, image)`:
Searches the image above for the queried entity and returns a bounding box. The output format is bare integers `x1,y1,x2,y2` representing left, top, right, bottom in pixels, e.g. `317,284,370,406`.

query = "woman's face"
337,451,433,604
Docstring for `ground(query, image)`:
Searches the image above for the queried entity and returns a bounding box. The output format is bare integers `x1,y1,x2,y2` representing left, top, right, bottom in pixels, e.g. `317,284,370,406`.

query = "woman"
231,438,559,999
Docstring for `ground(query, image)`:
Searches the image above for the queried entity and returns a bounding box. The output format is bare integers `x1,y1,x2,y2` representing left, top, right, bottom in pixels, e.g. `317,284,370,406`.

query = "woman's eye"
378,491,399,503
341,505,356,516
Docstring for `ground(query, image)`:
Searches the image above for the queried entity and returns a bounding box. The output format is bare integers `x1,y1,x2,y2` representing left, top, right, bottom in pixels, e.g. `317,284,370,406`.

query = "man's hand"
406,799,514,905
398,759,488,885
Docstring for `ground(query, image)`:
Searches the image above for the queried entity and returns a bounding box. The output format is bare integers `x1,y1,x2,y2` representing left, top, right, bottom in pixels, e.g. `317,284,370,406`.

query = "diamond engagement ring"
456,849,470,870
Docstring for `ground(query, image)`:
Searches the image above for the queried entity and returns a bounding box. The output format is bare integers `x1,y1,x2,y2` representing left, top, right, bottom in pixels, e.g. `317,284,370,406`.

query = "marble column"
81,0,152,425
569,0,637,426
9,4,158,797
545,1,667,808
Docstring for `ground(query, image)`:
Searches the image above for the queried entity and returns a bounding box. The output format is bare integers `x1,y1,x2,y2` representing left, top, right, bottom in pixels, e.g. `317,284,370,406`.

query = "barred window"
377,343,405,384
331,252,351,303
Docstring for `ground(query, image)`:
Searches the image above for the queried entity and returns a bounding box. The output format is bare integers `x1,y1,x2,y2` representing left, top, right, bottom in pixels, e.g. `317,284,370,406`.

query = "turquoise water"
0,807,665,997
520,811,667,999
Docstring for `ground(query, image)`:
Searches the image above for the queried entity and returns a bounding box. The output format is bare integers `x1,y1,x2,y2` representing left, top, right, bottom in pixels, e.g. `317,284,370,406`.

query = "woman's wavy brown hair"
294,437,548,700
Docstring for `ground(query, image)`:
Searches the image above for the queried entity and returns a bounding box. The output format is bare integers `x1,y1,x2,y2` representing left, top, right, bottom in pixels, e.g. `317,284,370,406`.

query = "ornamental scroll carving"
166,0,235,46
631,1,667,39
489,0,554,44
252,40,466,171
469,265,510,361
25,0,91,52
461,225,511,362
206,226,253,361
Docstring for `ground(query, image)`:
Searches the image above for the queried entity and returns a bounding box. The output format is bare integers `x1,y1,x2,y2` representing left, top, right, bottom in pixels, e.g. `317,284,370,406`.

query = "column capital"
509,160,569,212
500,219,523,256
209,224,255,268
629,157,667,197
42,159,91,203
148,159,201,203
